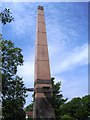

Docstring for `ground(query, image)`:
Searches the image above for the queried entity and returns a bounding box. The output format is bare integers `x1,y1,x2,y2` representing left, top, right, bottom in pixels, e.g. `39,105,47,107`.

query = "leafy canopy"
0,8,14,25
61,95,90,120
1,37,27,120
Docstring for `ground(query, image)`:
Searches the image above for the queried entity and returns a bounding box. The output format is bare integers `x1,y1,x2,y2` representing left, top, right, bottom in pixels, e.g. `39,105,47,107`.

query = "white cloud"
50,44,88,75
2,2,36,35
17,51,34,88
62,77,88,101
17,61,34,80
51,74,88,102
60,44,88,71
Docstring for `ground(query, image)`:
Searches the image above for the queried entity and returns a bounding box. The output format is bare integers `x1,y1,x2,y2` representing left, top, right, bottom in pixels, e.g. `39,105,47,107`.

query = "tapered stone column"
33,6,55,119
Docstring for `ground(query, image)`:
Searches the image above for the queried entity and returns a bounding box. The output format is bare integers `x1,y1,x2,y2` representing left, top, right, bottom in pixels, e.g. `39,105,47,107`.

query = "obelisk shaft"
33,6,55,119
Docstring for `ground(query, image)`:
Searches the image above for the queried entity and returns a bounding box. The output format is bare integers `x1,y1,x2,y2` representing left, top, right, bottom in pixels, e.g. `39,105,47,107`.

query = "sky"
1,0,89,2
1,2,88,107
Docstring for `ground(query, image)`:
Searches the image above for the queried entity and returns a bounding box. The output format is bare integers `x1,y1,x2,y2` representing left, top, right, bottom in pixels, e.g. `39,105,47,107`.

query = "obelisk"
33,6,55,119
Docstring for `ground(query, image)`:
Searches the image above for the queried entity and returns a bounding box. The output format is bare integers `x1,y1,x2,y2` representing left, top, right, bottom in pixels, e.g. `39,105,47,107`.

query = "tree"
1,38,27,120
61,114,75,120
2,76,27,120
75,95,90,120
82,95,90,114
25,103,33,112
61,97,82,119
0,8,27,120
61,95,90,120
51,77,67,120
0,8,14,24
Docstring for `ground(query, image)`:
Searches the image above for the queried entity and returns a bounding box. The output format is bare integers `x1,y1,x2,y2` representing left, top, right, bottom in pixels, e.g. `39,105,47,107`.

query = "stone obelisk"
33,6,55,119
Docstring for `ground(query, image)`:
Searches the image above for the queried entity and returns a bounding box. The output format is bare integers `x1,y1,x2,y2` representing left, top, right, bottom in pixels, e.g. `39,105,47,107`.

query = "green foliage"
0,8,14,25
2,40,23,77
25,103,33,112
2,98,26,120
62,97,82,118
51,77,67,120
61,95,90,120
1,38,27,120
61,114,75,120
2,76,27,102
27,117,33,120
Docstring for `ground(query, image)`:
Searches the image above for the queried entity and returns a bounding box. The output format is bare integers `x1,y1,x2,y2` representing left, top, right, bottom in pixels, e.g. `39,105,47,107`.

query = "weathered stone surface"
33,98,55,119
33,6,55,119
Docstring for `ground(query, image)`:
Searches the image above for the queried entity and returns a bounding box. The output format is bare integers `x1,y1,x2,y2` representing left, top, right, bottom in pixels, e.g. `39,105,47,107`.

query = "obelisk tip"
38,6,44,10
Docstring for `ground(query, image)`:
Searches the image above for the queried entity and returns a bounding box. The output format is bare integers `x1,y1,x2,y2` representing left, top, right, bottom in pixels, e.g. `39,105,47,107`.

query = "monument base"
33,97,55,120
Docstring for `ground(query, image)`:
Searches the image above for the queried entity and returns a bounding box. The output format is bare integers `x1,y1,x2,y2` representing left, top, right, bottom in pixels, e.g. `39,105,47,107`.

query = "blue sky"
2,2,88,107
